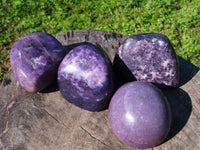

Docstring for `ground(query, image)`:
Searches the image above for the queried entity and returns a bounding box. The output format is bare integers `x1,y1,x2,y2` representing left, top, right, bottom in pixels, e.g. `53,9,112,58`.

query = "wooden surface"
0,30,199,150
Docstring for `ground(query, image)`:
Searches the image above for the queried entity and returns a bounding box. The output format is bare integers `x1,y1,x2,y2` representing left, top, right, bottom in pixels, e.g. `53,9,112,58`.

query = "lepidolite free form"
10,32,66,92
58,44,115,111
118,33,179,87
108,81,171,149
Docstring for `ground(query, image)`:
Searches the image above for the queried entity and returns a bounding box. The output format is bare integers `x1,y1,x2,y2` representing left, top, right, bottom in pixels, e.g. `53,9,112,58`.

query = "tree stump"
0,30,199,150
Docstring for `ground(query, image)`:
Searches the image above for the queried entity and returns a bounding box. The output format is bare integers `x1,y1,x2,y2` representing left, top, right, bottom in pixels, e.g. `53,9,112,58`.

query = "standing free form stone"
118,33,179,87
108,81,171,149
10,32,66,92
58,44,114,111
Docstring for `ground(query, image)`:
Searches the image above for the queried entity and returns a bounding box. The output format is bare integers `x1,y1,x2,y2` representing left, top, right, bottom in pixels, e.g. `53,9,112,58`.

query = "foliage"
0,0,200,83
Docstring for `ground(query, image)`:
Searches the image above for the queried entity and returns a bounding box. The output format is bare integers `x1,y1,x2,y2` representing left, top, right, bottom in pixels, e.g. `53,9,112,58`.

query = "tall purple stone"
10,32,66,92
108,81,171,149
118,33,179,87
57,44,115,112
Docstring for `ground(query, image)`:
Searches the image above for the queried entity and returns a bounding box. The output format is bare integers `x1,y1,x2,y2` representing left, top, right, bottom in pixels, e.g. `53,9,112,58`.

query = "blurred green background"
0,0,200,83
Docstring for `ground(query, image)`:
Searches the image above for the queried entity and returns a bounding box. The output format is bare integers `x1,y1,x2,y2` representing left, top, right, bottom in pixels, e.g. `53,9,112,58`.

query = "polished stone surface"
118,33,179,87
58,44,114,111
109,81,171,149
10,32,66,92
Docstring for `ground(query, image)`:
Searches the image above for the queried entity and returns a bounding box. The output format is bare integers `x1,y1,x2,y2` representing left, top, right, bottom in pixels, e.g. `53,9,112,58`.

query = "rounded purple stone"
57,44,114,111
108,81,171,149
118,33,179,87
10,32,66,92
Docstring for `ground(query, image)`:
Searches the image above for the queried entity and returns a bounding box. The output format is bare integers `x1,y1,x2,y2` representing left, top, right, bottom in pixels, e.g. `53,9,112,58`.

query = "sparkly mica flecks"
10,32,66,92
57,44,114,111
108,81,171,149
118,33,179,87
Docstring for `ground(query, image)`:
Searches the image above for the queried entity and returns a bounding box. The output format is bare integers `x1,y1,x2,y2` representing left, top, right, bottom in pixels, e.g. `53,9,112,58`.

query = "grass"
0,0,200,83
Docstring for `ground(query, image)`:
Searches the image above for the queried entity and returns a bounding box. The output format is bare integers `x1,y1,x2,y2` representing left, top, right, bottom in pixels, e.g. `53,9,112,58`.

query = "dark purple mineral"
118,33,179,87
108,81,171,149
10,32,66,92
57,44,114,111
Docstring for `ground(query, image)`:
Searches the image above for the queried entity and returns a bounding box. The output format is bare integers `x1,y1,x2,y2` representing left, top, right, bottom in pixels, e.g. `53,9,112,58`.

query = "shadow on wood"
178,56,199,87
64,42,87,54
113,54,136,88
162,88,192,143
39,82,59,93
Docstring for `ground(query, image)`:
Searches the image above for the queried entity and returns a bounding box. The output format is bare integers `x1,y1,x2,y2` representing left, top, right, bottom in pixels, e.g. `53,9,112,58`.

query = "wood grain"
0,30,199,150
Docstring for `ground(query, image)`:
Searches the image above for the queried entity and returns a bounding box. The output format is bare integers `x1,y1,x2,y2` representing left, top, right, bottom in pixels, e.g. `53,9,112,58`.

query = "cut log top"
0,30,200,150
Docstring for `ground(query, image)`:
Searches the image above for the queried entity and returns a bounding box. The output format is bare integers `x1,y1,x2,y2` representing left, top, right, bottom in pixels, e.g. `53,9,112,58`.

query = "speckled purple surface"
10,32,66,92
118,33,179,87
58,44,114,111
108,81,171,149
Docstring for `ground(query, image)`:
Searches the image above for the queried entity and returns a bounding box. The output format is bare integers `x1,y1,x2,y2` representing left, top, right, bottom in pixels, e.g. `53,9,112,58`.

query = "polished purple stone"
10,32,66,92
57,44,114,111
118,33,179,87
108,81,171,149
